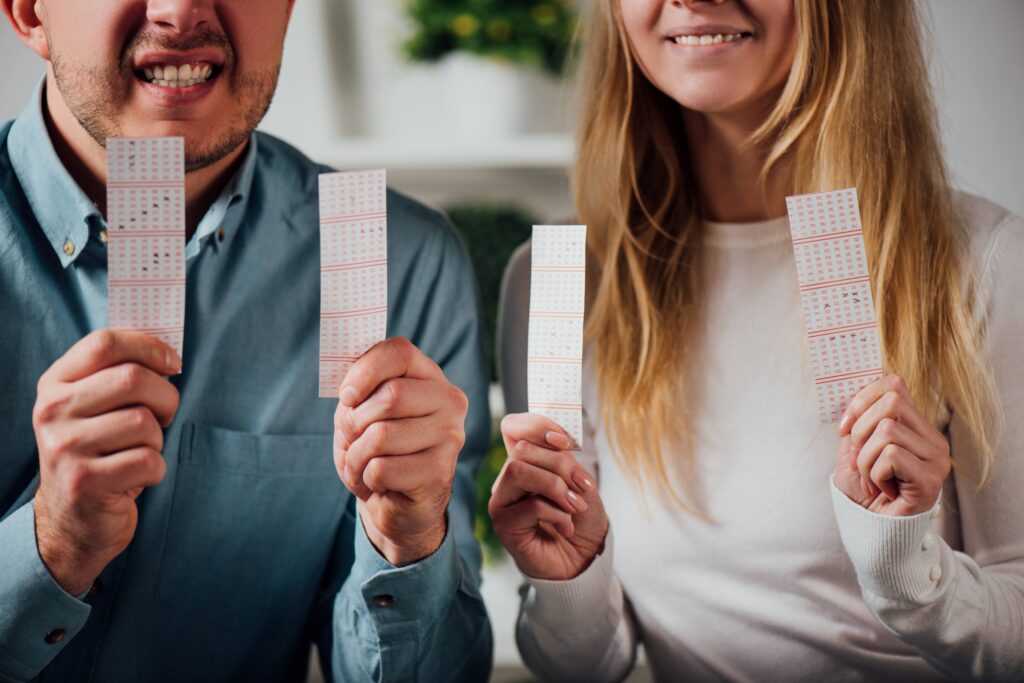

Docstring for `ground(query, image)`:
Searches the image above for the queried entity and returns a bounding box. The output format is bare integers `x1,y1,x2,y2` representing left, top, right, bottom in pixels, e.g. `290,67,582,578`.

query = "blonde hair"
577,0,998,508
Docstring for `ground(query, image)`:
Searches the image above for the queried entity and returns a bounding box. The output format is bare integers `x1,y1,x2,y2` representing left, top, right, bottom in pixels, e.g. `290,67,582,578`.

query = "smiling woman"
492,0,1024,681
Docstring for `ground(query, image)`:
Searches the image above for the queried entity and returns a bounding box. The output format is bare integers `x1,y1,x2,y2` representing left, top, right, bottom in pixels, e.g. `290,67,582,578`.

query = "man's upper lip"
133,49,225,69
665,24,753,38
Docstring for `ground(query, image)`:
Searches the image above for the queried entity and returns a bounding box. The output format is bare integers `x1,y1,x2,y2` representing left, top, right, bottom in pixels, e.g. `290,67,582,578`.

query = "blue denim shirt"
0,85,492,682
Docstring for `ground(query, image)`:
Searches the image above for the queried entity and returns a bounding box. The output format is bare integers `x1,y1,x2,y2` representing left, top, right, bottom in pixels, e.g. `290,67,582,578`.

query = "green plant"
446,202,535,562
447,202,535,382
404,0,579,77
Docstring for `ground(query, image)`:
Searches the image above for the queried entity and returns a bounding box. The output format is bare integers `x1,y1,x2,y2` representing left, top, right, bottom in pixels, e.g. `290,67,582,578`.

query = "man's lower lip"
136,77,217,103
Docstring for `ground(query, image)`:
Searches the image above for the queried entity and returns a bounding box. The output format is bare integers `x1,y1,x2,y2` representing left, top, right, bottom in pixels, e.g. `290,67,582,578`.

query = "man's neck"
682,99,791,224
42,73,247,241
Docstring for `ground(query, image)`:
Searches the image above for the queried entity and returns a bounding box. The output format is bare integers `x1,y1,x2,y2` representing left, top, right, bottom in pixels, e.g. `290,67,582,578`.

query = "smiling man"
0,2,492,682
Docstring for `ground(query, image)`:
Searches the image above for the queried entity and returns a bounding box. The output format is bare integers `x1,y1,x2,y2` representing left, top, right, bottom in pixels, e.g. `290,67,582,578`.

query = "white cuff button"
921,534,934,551
929,565,942,582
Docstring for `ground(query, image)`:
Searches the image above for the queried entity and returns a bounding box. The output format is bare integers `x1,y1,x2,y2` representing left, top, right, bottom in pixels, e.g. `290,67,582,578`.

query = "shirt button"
87,578,103,597
929,565,942,582
62,240,75,256
44,629,66,645
372,594,394,608
99,229,109,244
921,534,935,551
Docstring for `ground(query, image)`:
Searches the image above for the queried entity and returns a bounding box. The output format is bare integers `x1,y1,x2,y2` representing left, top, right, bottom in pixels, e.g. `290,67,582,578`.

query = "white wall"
2,1,1022,218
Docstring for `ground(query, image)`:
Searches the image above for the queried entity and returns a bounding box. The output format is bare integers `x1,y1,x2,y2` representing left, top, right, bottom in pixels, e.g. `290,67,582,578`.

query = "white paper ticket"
318,169,388,398
528,225,587,447
786,188,883,423
106,137,186,357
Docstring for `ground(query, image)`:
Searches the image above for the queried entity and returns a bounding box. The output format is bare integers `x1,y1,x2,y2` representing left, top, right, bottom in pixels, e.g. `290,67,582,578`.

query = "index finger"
500,412,576,454
46,330,182,384
837,374,911,436
338,337,443,407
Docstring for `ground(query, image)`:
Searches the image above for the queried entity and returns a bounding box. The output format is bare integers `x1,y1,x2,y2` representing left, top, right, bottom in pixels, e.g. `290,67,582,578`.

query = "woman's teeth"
673,33,745,46
142,64,214,87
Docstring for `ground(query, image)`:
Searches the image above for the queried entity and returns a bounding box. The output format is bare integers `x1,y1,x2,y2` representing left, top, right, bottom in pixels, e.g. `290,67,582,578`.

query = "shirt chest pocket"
155,423,348,627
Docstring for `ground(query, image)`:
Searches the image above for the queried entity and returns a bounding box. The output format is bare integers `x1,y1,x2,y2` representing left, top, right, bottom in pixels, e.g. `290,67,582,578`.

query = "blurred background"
2,1,1022,681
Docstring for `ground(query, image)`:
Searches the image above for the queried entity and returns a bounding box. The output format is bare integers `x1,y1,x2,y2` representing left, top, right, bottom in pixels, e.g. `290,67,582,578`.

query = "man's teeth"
673,33,745,46
142,64,214,87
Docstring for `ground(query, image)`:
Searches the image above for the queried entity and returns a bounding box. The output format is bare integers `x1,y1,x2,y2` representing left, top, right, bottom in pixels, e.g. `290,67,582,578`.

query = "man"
0,1,492,681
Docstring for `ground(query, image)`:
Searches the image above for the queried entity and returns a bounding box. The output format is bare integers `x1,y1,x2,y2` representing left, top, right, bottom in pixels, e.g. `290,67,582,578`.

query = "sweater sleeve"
499,241,639,683
831,211,1024,682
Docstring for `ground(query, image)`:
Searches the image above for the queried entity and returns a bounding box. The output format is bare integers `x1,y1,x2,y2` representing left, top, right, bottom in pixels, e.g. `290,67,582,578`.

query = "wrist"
359,505,447,566
34,497,104,596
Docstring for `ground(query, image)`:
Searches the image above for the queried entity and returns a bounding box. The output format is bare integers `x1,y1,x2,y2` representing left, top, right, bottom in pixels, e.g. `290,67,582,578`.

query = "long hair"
577,0,998,508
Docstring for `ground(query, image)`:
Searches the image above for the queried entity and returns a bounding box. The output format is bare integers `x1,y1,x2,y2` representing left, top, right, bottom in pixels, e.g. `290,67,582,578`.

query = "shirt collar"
8,80,99,268
8,79,260,267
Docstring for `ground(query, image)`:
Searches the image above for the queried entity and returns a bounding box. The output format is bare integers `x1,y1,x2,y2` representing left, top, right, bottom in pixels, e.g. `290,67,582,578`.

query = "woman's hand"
833,374,951,516
489,413,609,581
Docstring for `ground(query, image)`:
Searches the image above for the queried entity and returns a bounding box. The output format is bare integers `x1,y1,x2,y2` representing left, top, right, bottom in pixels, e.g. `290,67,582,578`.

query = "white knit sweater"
497,192,1024,682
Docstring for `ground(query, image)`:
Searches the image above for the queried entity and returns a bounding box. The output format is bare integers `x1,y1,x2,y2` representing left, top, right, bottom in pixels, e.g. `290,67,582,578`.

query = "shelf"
294,133,575,172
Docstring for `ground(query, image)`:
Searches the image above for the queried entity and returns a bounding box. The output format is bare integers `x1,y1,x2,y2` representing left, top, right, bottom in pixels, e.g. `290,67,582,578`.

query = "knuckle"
117,363,144,393
511,440,530,460
32,392,67,428
878,417,897,438
367,421,389,452
446,424,466,450
381,380,401,411
881,443,900,461
505,459,525,479
887,374,907,392
126,406,151,431
89,330,118,362
362,459,383,490
450,386,469,414
883,391,902,412
64,462,93,500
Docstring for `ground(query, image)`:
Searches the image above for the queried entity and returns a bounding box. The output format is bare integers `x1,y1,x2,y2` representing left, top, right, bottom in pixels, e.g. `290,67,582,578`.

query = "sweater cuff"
522,525,620,631
830,476,945,603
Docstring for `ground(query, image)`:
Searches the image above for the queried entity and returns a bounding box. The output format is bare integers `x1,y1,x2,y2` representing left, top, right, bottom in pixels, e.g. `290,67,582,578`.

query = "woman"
491,1,1024,681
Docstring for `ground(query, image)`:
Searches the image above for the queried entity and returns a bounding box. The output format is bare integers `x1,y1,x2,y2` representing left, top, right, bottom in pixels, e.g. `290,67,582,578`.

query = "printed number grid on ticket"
318,169,388,398
786,188,883,423
528,225,587,447
106,137,186,357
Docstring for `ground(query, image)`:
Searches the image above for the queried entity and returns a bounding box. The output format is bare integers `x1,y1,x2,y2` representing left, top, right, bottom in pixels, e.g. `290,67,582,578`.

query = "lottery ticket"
106,137,186,357
528,225,586,447
318,169,388,398
786,188,883,423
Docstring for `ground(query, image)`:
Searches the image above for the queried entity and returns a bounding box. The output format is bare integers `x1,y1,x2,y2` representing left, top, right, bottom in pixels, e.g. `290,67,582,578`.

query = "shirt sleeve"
831,212,1024,682
0,501,91,682
328,213,492,682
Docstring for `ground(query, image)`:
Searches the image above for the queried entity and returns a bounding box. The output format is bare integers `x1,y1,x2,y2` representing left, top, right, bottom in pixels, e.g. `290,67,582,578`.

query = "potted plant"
403,0,579,137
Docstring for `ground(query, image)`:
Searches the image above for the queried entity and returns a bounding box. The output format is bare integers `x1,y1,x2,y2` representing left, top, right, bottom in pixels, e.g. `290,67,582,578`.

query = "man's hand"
834,374,951,516
333,338,468,566
32,330,182,595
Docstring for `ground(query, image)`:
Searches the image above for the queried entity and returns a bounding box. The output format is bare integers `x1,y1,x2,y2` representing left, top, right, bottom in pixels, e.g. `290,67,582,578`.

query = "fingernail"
572,470,595,491
545,431,572,450
166,350,182,374
837,412,850,434
567,490,588,513
339,385,358,407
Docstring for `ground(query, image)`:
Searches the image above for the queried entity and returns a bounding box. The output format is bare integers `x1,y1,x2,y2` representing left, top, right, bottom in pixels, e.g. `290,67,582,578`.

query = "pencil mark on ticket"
786,188,883,423
106,137,186,358
528,225,586,447
318,169,388,398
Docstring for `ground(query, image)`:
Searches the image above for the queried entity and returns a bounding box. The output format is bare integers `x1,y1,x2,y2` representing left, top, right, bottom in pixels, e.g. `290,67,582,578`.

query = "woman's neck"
683,106,791,224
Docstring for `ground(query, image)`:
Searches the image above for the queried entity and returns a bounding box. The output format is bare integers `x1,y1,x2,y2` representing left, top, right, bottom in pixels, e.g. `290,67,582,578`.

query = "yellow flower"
486,18,512,42
531,3,558,26
450,13,480,38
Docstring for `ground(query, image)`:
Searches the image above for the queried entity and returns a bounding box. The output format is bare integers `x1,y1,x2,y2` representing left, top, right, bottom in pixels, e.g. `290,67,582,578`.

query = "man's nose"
146,0,215,35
